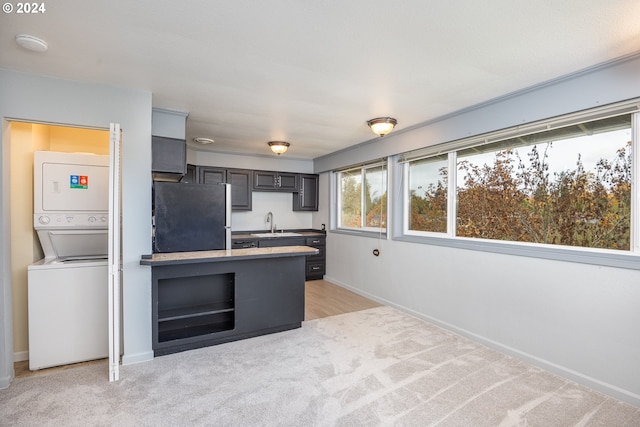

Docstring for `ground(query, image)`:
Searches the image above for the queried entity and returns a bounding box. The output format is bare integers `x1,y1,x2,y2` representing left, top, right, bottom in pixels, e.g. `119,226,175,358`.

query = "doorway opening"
8,121,110,375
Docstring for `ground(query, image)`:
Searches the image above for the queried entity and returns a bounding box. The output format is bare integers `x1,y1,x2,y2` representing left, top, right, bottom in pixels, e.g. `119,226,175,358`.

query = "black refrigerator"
153,181,231,253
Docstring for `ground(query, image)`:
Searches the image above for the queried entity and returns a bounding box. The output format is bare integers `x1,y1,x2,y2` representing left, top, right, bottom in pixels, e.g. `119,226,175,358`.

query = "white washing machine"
28,259,108,370
28,151,110,370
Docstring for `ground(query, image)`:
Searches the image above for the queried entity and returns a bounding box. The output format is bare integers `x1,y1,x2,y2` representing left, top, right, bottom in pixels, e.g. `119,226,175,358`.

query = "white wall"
0,70,154,388
316,54,640,406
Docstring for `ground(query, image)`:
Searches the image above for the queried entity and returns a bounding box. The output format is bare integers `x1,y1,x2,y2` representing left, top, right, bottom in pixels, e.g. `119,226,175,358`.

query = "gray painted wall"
314,55,640,405
0,70,154,388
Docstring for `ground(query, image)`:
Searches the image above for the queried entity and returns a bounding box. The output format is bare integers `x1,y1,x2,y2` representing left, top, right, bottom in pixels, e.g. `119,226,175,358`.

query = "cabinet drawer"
258,237,306,248
232,240,257,249
306,261,325,275
306,246,325,260
305,237,325,246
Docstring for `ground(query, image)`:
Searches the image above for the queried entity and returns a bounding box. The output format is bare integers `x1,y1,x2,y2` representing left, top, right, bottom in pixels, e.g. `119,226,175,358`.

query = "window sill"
332,228,388,240
395,234,640,271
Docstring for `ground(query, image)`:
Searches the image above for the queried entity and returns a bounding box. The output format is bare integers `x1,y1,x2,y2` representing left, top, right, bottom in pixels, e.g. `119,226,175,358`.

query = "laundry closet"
8,122,109,369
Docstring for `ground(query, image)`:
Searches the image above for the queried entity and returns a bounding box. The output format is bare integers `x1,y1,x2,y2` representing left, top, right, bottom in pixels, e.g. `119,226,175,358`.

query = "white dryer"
28,151,109,370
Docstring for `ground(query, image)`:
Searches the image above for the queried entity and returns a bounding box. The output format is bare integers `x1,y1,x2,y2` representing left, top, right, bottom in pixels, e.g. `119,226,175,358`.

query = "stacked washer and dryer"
28,151,110,371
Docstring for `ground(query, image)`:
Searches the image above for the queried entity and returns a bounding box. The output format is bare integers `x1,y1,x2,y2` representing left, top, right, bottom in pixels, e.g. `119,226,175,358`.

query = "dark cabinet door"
253,170,277,190
293,174,319,211
181,164,197,183
198,166,226,185
253,171,298,191
227,169,252,211
304,235,325,280
152,136,186,174
278,173,298,191
196,167,251,211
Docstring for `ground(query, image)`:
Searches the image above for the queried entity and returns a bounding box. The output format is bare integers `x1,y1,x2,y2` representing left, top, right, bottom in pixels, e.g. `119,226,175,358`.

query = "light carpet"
1,306,638,426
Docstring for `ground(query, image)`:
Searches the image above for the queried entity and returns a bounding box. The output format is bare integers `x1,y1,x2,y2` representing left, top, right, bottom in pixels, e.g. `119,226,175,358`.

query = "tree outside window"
408,114,632,250
338,163,387,231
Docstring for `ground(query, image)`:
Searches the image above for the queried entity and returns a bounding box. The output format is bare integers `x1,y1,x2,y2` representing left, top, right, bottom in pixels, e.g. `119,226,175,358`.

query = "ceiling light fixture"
268,141,290,155
367,117,397,137
15,34,48,52
193,137,214,145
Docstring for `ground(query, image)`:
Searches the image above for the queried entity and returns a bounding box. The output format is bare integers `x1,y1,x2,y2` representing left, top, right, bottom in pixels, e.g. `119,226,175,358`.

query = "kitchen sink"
251,232,302,238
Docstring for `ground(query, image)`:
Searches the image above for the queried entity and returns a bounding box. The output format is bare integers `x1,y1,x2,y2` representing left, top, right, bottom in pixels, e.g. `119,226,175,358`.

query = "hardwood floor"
14,280,380,379
305,279,382,321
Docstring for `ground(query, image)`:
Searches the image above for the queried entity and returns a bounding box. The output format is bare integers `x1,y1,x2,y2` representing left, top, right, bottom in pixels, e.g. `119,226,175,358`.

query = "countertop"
232,229,325,240
141,245,319,266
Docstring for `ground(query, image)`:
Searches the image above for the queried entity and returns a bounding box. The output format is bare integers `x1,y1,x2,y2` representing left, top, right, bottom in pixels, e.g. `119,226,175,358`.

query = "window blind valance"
333,158,387,173
399,99,639,163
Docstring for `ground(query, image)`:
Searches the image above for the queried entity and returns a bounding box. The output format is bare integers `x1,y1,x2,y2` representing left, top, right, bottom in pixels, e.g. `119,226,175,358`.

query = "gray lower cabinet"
257,235,326,280
258,237,305,248
304,236,325,280
151,255,306,356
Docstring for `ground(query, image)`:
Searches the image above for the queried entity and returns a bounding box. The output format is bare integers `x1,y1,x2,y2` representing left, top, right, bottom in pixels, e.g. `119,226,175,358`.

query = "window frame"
393,102,640,270
332,159,389,238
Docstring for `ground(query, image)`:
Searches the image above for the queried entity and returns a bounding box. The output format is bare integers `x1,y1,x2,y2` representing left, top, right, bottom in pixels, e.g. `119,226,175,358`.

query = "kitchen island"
141,246,318,356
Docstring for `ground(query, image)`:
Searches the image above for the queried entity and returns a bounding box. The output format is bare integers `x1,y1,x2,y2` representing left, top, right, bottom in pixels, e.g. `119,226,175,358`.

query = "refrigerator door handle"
220,182,232,250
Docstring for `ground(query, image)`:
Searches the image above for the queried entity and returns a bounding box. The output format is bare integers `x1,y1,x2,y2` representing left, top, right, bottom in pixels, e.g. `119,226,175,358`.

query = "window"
456,116,631,249
336,161,387,233
408,155,448,233
403,109,636,254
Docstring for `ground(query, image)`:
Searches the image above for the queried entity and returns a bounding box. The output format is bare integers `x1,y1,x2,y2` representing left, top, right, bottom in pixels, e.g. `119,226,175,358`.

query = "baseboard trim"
0,373,12,390
13,351,28,362
323,275,640,408
121,350,154,366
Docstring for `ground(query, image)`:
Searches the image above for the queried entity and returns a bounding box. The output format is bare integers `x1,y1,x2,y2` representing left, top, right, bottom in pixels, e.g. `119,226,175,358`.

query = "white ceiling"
1,1,639,159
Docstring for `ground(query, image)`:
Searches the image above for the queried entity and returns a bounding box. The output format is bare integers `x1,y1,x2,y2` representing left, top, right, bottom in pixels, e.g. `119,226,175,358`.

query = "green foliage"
340,169,387,229
413,141,632,250
340,174,361,227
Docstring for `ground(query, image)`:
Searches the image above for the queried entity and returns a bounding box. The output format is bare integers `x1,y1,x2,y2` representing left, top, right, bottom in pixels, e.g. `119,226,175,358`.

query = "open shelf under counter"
158,301,235,323
141,245,317,356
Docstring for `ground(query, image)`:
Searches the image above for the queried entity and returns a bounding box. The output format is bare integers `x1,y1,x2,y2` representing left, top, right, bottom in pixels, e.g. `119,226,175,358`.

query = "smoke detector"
15,34,48,52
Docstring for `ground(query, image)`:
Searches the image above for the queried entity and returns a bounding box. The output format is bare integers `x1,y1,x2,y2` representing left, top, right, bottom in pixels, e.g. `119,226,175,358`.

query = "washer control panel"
34,213,109,229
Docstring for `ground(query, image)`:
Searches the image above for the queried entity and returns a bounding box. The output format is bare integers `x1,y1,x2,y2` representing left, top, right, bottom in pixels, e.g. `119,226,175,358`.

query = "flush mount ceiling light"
193,137,214,145
268,141,290,155
15,34,48,52
367,117,397,137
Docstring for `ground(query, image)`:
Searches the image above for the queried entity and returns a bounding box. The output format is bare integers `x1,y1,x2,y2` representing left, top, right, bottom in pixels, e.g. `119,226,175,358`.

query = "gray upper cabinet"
227,169,252,211
151,108,188,182
182,164,197,183
198,166,226,185
152,135,186,176
293,174,319,211
186,164,318,212
195,166,251,211
253,171,298,191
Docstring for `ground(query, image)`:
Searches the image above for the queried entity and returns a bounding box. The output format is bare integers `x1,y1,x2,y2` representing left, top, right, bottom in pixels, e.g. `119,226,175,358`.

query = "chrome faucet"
266,211,275,233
